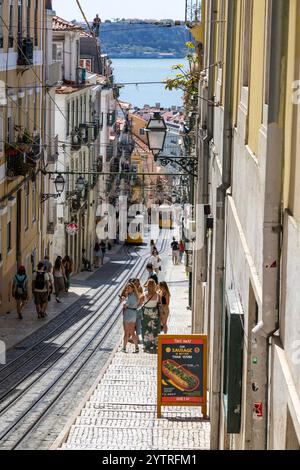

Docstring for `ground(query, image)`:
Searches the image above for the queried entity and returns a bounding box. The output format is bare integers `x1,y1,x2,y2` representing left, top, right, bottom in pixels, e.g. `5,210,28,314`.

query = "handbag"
137,294,156,319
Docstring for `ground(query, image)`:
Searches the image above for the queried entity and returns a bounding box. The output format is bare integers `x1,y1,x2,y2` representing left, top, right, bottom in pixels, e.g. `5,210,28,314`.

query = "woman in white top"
149,247,161,275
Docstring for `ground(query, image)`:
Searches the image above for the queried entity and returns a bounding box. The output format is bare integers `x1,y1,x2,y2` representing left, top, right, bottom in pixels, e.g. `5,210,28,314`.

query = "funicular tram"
125,212,144,245
158,204,174,229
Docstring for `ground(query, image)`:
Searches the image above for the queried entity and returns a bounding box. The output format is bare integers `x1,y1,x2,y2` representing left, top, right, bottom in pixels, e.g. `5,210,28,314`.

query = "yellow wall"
0,0,46,314
248,0,267,155
285,0,300,218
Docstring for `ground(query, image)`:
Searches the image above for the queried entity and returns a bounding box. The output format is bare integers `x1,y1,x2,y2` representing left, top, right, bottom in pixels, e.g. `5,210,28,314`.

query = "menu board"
157,335,207,418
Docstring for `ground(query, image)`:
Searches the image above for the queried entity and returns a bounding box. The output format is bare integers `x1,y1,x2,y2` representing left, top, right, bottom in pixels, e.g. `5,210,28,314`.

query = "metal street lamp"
54,174,65,193
145,112,198,177
41,174,65,203
145,112,167,157
75,176,86,192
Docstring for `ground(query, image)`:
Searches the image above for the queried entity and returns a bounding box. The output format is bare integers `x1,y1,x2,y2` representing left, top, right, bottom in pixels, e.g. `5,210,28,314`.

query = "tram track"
0,233,169,449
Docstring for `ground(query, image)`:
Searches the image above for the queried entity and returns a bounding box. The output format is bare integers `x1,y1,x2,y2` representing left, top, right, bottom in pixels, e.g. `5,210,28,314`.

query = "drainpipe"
192,0,216,333
210,0,235,450
251,0,285,450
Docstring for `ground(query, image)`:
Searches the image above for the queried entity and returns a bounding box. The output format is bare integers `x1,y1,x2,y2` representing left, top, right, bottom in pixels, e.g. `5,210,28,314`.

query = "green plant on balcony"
164,42,200,107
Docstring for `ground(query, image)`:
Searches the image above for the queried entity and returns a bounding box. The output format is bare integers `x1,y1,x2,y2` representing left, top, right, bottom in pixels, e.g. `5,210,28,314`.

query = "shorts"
123,308,137,324
14,292,27,301
34,291,48,305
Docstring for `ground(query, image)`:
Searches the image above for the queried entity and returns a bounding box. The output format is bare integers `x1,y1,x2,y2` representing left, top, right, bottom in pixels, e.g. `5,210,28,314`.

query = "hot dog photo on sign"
160,340,204,403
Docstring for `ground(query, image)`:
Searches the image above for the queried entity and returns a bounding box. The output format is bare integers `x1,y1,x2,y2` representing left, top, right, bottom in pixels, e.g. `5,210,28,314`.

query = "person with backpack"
12,266,28,319
32,262,50,319
171,237,179,265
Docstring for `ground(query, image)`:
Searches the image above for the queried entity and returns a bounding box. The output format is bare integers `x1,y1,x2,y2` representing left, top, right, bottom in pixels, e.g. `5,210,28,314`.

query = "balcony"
17,38,34,67
5,147,36,178
185,0,204,43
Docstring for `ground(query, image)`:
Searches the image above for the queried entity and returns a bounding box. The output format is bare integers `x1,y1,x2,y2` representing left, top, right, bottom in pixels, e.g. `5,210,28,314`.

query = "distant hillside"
99,22,192,59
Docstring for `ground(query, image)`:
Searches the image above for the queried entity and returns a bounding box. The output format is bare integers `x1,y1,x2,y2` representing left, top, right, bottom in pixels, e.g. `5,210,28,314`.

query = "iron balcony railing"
185,0,202,24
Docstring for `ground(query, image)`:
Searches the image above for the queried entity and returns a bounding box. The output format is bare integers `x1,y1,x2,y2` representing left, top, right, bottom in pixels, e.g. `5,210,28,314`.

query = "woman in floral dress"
140,279,161,353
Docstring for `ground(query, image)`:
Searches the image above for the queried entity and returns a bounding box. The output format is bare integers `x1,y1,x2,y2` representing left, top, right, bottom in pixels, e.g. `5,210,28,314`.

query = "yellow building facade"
0,1,48,314
193,0,300,450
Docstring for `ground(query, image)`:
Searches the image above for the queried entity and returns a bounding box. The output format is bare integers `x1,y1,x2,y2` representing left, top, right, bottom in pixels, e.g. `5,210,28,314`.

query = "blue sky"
52,0,185,21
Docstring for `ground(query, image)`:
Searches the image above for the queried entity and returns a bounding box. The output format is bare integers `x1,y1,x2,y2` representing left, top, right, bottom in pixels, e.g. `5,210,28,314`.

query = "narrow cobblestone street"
58,261,211,450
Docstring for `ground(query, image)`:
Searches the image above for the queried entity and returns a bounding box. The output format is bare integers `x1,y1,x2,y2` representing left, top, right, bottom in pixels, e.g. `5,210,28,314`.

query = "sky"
52,0,185,22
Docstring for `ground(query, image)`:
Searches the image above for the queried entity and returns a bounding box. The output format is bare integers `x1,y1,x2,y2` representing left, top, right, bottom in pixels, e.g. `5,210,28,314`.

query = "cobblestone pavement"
61,259,211,450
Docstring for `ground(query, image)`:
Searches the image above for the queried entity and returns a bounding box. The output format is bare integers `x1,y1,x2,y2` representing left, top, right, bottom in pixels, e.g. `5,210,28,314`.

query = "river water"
112,58,187,109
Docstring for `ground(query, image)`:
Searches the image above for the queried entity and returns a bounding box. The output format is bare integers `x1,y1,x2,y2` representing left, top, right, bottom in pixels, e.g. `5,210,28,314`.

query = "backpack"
35,272,46,290
172,241,179,251
15,274,27,295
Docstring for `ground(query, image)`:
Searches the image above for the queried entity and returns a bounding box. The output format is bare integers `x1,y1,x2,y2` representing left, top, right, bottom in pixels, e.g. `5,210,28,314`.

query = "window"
83,95,86,123
0,1,3,48
80,96,83,124
242,0,253,87
9,0,14,48
53,43,63,62
7,116,14,144
71,100,74,129
7,208,12,253
18,0,23,41
24,181,29,229
217,0,226,64
76,98,79,126
139,128,145,136
26,0,31,38
67,102,70,136
34,0,38,46
264,0,272,105
32,181,36,221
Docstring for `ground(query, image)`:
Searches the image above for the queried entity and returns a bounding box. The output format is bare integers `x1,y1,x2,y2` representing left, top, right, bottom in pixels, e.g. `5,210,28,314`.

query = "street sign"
157,334,207,419
66,222,79,236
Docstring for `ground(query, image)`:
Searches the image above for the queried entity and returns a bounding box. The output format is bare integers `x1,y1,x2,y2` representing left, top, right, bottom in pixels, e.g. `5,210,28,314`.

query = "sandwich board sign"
157,334,207,419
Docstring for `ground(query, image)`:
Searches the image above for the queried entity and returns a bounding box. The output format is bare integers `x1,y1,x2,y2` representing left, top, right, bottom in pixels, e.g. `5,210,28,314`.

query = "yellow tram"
159,205,174,230
125,214,144,245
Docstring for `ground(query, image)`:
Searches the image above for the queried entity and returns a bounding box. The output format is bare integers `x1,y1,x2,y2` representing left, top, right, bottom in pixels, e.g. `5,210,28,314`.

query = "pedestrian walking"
171,237,179,265
149,247,161,275
179,239,185,263
158,281,171,334
32,262,49,319
53,258,66,303
12,265,28,319
82,249,92,271
93,242,101,268
150,239,156,254
43,255,52,273
62,256,73,292
121,282,140,354
44,258,54,302
133,279,143,340
144,263,158,286
139,279,161,354
100,240,106,266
